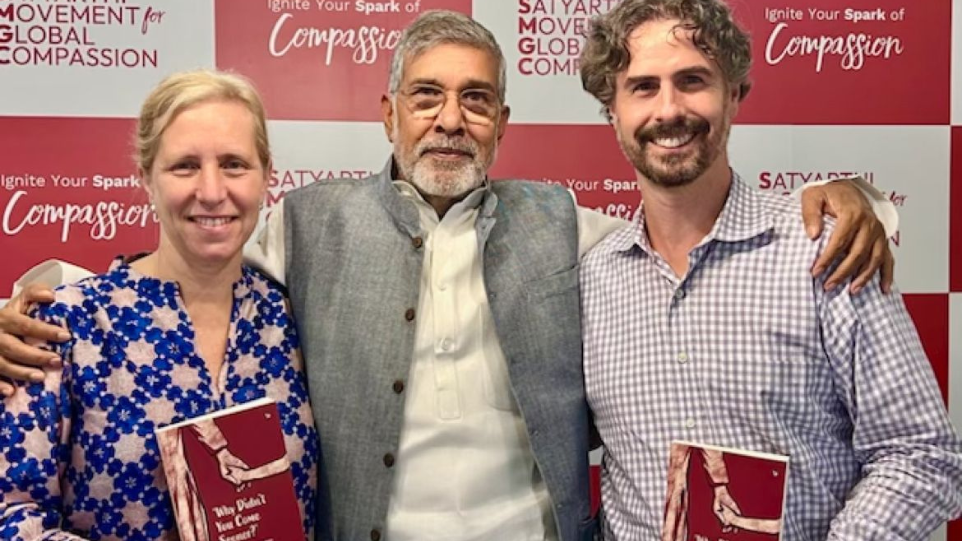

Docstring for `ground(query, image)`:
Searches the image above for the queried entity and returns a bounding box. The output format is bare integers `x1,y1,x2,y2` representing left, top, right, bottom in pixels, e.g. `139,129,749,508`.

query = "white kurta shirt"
383,182,557,540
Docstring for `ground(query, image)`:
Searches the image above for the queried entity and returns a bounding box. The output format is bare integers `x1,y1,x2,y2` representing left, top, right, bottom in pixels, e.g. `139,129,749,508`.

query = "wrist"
711,481,729,490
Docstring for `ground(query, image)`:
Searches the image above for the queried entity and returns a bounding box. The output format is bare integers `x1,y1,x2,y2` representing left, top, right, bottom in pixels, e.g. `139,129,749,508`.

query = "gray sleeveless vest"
284,162,594,541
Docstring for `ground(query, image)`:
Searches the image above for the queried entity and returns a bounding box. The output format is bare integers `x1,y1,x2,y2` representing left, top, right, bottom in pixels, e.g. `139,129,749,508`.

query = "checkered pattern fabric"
581,175,962,540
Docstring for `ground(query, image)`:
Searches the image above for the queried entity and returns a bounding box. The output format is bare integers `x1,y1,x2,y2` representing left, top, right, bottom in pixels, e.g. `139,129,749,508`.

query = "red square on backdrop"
0,118,154,295
903,294,950,405
731,0,950,125
215,0,472,121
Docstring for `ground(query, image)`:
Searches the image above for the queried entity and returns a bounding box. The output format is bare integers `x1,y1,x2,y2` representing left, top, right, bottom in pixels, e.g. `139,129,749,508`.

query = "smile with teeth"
652,133,697,149
191,216,234,227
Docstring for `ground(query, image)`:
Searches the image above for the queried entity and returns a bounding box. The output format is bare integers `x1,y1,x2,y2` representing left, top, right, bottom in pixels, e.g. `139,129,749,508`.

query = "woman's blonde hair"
135,69,270,172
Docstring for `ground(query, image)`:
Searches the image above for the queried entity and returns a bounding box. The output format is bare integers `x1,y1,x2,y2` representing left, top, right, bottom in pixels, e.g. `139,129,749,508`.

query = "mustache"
635,118,709,144
416,136,478,157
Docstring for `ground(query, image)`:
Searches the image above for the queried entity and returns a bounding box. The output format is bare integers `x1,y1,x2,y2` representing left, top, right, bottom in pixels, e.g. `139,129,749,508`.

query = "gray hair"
388,10,507,102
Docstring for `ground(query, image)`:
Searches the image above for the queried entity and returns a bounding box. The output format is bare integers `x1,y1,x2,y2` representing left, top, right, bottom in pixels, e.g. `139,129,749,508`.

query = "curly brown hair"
580,0,752,121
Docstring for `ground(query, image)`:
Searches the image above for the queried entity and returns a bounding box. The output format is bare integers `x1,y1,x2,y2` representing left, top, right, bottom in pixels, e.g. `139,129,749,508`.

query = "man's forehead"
627,18,698,52
621,18,716,73
401,43,498,83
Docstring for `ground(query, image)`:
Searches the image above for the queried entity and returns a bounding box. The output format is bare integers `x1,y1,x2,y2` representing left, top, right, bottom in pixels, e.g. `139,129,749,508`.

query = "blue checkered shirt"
581,174,962,541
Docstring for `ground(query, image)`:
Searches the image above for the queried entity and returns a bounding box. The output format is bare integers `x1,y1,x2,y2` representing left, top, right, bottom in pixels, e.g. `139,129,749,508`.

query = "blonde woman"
0,70,319,540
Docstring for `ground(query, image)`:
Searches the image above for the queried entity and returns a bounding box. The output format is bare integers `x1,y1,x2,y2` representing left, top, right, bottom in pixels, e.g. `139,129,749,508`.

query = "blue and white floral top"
0,260,319,540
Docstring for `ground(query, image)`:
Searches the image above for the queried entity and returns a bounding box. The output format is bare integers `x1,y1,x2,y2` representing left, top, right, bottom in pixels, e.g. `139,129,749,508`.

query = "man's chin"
633,150,708,183
410,169,476,197
631,160,702,188
419,156,476,177
653,164,706,187
649,174,698,188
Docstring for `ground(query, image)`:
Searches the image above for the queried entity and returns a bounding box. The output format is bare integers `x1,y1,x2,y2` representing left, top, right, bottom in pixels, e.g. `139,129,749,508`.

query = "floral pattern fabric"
0,260,319,541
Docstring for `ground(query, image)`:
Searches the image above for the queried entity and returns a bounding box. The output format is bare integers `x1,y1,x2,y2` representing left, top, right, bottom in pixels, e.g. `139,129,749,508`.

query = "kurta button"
393,380,405,394
383,453,395,467
404,308,416,321
412,236,424,249
370,529,381,541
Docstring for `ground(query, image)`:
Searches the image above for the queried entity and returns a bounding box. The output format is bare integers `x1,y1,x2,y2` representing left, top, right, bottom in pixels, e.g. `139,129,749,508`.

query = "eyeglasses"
400,84,501,126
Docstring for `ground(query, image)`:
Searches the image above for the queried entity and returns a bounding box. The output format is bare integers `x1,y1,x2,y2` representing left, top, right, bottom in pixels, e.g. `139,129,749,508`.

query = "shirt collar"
613,171,774,254
112,255,255,304
393,179,489,213
710,172,775,242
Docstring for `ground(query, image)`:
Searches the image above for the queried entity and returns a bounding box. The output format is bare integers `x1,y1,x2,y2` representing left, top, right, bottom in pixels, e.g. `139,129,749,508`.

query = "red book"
155,398,305,541
662,440,789,541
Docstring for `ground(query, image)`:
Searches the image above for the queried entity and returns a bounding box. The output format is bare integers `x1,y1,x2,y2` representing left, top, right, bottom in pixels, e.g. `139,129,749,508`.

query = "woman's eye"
170,162,198,174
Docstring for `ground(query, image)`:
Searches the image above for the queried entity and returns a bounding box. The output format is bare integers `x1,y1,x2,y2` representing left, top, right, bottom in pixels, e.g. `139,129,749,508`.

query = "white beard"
405,149,488,198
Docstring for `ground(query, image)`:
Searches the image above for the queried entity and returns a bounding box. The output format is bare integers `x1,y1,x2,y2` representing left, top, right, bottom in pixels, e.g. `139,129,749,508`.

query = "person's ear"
495,104,511,142
382,94,396,142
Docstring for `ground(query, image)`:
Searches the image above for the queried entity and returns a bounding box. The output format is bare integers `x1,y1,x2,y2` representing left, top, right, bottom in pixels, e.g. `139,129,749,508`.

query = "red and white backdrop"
0,0,959,537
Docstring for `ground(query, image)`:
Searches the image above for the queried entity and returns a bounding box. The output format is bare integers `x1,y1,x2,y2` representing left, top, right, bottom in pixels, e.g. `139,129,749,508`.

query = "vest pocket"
523,266,579,301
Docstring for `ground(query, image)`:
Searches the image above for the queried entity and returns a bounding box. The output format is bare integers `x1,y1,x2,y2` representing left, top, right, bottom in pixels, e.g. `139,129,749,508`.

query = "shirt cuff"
11,260,95,297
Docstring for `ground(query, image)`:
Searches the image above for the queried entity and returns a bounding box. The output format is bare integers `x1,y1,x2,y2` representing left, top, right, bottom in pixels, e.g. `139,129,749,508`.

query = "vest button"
412,236,424,249
392,380,405,394
370,529,382,541
383,453,395,468
404,308,416,321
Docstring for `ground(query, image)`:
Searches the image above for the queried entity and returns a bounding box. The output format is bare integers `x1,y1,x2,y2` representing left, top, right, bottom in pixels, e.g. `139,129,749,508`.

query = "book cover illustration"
155,398,304,541
662,440,789,541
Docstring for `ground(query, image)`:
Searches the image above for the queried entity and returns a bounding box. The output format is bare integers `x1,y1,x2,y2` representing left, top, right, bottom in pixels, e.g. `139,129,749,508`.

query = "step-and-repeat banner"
1,0,959,538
